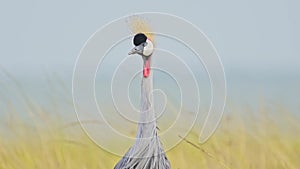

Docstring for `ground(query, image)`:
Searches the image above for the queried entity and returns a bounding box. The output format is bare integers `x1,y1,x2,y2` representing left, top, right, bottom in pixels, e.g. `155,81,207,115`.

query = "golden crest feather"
127,15,155,43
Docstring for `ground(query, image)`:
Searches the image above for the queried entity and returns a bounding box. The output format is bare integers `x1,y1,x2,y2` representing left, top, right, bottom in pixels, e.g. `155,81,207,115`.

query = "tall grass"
0,72,299,169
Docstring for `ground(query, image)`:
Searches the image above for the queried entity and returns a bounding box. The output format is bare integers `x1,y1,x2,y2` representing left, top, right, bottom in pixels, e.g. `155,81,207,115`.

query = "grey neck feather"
114,56,171,169
136,57,157,139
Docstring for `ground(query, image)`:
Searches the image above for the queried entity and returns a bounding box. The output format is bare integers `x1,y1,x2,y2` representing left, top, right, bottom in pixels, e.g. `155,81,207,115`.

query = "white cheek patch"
143,39,154,56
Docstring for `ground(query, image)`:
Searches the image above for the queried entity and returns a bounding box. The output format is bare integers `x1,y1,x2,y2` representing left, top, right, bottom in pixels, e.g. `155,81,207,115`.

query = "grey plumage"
114,57,171,169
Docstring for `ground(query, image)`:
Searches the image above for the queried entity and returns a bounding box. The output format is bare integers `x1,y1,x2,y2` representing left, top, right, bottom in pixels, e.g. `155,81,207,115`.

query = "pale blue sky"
1,0,299,78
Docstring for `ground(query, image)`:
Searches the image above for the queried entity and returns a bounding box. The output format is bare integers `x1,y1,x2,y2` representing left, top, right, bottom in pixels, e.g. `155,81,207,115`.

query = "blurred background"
1,0,299,109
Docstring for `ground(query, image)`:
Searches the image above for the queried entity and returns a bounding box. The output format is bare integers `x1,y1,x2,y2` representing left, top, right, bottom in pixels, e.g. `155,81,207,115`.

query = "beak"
128,44,145,55
128,47,137,55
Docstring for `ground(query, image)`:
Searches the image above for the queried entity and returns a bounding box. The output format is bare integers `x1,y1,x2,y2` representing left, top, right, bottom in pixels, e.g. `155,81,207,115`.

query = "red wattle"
143,60,150,77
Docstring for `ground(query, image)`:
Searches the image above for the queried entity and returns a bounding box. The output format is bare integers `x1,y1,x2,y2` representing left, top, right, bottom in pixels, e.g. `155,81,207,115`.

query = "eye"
143,42,148,47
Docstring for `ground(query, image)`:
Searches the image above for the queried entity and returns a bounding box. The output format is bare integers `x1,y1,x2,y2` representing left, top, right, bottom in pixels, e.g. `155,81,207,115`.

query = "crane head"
128,33,154,78
128,33,153,56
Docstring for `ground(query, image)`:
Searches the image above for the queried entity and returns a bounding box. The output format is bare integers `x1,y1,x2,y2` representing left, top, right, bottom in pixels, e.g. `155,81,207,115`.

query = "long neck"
136,58,157,138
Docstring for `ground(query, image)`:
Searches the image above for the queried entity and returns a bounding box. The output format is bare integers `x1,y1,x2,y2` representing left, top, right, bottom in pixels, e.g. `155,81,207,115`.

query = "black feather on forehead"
133,33,147,46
